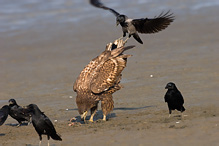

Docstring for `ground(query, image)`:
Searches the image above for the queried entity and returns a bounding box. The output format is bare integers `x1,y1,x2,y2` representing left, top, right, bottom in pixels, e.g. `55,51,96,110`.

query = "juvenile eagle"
73,39,134,122
90,0,174,44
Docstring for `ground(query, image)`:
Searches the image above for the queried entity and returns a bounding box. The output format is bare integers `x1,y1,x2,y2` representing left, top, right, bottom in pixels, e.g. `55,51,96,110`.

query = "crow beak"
165,85,168,89
116,21,119,26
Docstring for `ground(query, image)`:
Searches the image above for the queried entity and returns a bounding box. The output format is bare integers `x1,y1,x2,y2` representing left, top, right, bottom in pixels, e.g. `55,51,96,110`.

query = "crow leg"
39,135,42,146
16,122,22,127
124,34,131,43
116,32,126,40
168,109,172,118
47,135,50,146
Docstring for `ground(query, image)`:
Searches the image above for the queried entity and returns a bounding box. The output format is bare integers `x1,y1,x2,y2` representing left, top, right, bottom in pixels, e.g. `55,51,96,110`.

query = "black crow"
8,99,30,127
90,0,174,44
164,82,185,117
0,105,10,126
24,104,62,146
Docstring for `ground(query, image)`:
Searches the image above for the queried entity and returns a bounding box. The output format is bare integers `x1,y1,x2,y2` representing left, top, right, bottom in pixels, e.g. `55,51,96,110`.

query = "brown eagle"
73,39,135,122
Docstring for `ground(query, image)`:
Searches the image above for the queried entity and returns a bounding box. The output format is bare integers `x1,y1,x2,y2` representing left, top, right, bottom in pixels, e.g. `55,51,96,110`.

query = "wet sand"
0,3,219,146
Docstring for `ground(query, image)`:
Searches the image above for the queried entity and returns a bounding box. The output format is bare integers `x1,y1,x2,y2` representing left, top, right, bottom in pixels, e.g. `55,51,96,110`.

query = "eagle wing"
90,55,129,94
90,0,120,16
132,11,174,34
73,58,99,92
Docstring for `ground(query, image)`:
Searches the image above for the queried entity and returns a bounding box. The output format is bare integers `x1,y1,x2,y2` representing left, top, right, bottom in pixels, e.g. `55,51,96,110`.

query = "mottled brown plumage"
73,39,134,122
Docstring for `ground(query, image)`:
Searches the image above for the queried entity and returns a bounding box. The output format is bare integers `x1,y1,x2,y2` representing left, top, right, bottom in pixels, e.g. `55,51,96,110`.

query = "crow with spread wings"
90,0,174,44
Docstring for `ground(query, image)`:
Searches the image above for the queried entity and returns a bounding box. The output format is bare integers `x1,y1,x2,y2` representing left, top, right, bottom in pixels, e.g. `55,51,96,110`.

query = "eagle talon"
102,115,107,121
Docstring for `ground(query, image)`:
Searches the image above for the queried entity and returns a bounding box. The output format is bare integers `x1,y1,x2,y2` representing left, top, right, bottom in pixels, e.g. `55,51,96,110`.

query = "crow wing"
0,106,9,126
90,0,120,16
132,11,174,34
175,90,184,104
9,106,27,120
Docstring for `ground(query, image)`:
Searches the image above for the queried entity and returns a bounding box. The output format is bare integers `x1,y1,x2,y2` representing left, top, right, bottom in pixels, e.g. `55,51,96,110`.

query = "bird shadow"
70,112,117,124
26,144,56,146
68,105,155,112
0,133,5,136
113,105,155,111
69,105,154,124
5,122,29,127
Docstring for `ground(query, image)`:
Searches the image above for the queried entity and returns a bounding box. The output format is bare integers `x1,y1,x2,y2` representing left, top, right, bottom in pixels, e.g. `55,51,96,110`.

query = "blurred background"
0,0,219,145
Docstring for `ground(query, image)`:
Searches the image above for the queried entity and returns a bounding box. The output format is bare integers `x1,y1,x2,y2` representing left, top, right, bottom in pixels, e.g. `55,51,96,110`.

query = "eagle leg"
89,106,97,122
81,111,88,123
103,115,107,121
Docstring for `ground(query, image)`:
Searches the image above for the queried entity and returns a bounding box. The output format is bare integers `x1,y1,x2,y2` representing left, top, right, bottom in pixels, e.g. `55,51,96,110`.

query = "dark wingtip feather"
90,0,108,10
155,10,175,22
51,133,62,141
89,0,120,16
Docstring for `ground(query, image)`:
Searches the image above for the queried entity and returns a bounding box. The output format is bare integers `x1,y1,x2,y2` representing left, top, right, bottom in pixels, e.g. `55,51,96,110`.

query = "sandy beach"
0,0,219,145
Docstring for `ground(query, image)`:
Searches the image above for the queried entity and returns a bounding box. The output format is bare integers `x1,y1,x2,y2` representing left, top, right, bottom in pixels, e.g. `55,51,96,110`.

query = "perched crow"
8,99,30,127
24,104,62,146
90,0,174,44
164,82,185,117
0,105,10,126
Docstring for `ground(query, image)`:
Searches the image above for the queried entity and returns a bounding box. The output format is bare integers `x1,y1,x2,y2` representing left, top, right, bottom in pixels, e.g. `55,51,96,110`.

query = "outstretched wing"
132,11,174,34
90,0,120,16
90,56,129,94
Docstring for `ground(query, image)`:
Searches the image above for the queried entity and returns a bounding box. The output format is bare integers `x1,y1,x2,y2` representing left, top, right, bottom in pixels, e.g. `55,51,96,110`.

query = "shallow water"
1,0,219,34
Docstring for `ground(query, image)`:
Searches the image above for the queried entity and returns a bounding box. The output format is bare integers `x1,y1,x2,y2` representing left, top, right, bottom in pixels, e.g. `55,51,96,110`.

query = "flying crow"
90,0,174,44
24,104,62,146
164,82,185,117
8,99,31,127
0,105,10,126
